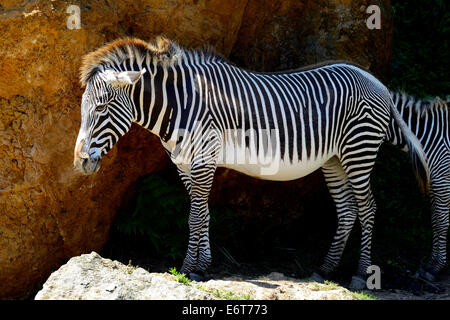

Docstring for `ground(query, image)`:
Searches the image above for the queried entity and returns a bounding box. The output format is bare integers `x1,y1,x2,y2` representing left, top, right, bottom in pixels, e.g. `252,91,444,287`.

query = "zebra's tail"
389,94,430,194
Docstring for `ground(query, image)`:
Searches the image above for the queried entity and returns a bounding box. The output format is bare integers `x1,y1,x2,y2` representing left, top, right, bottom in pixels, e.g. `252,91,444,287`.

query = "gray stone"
35,252,214,300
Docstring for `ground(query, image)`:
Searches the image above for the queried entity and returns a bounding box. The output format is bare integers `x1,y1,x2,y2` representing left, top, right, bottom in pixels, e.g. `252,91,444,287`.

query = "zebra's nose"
80,157,101,174
74,138,89,168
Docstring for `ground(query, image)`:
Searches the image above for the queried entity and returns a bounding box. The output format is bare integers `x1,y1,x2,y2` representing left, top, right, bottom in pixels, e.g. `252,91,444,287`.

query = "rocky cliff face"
231,0,392,81
0,0,392,298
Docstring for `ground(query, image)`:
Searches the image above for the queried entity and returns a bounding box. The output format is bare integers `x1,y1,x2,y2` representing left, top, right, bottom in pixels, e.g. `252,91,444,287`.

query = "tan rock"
230,0,392,81
0,0,392,298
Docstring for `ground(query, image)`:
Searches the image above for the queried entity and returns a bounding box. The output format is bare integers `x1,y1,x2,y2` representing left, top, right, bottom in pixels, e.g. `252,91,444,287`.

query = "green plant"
390,0,449,97
202,288,251,300
350,290,378,301
210,289,241,300
114,173,190,261
168,267,192,286
323,280,341,291
168,267,252,300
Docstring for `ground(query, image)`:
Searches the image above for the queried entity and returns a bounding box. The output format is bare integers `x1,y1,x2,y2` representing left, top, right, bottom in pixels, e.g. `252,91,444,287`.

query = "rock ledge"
35,252,214,300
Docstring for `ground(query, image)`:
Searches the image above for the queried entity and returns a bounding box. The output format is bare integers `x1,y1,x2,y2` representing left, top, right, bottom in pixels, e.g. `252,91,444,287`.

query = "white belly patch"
217,143,333,181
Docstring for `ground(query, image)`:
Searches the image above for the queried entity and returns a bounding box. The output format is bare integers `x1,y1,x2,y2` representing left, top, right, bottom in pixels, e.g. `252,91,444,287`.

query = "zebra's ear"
105,68,146,87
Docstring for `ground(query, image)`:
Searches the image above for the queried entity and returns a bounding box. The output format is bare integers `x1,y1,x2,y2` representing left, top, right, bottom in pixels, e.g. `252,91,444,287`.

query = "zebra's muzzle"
74,156,101,175
74,138,102,174
84,157,101,174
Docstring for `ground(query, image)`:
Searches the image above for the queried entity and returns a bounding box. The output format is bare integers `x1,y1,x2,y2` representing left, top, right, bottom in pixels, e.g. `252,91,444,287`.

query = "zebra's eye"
95,103,107,112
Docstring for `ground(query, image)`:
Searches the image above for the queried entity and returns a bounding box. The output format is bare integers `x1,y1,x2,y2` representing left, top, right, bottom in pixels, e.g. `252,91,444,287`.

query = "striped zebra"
73,37,428,289
387,91,450,281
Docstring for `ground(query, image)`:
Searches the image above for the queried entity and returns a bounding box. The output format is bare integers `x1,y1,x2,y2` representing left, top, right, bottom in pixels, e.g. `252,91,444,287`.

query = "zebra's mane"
397,92,450,116
80,37,223,86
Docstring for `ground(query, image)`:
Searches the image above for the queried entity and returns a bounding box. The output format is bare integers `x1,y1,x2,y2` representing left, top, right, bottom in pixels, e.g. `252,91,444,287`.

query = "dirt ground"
100,235,450,300
197,271,450,300
201,264,450,300
370,271,450,300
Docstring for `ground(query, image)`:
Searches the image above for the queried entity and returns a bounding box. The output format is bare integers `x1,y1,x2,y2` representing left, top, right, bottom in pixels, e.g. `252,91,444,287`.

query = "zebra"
73,37,429,289
386,91,450,281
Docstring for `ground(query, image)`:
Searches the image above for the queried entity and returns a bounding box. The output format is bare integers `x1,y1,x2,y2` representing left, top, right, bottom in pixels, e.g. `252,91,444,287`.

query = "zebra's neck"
128,60,180,140
129,55,241,141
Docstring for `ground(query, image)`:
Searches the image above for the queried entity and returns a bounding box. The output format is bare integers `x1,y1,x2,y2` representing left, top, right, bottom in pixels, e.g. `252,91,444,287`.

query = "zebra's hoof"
349,276,366,290
187,271,205,282
310,272,325,283
414,268,436,282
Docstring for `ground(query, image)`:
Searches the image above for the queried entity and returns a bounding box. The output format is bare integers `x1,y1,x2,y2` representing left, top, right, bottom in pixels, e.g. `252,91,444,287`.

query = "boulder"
230,0,393,82
35,252,359,300
35,252,214,300
0,0,392,298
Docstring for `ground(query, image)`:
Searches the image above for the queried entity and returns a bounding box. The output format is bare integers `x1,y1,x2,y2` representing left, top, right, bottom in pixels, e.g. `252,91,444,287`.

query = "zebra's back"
210,63,391,180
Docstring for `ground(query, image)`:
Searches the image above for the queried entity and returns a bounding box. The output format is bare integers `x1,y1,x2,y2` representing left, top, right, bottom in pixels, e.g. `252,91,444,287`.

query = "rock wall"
0,0,392,298
230,0,392,81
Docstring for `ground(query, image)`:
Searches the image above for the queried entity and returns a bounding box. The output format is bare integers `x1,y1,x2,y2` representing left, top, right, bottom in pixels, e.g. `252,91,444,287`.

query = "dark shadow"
245,280,279,289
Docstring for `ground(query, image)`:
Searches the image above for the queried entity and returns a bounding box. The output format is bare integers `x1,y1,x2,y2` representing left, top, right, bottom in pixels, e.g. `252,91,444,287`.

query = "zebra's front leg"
177,166,192,196
179,159,217,281
312,157,358,282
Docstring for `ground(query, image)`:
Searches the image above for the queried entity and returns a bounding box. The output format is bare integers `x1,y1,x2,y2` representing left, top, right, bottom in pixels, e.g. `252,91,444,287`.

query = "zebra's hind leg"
312,157,358,282
341,156,378,290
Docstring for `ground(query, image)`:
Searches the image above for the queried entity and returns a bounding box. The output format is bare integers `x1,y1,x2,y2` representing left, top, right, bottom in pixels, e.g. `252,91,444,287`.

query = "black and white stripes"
74,38,429,289
387,91,450,279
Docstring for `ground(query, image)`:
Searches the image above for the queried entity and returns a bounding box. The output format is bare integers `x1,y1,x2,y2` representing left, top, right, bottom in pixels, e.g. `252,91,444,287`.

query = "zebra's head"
74,68,146,174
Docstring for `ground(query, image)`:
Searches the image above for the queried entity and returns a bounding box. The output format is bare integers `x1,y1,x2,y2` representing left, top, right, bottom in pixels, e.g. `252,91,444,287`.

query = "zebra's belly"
217,144,333,181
